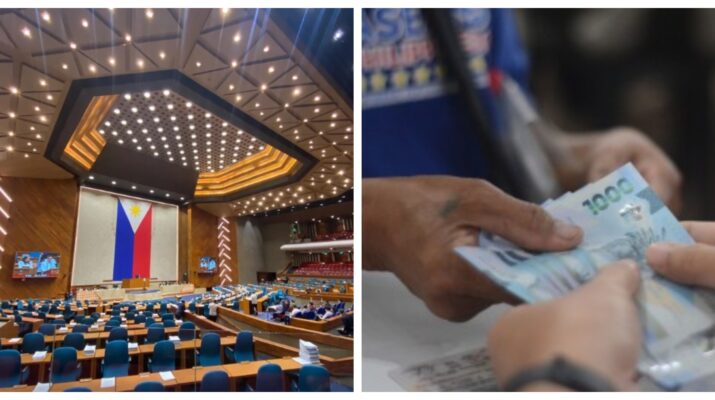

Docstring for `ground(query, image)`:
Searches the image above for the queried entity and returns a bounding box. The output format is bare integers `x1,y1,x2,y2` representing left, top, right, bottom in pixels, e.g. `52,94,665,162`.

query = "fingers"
584,260,641,297
587,152,628,181
453,182,583,251
646,243,715,288
682,221,715,245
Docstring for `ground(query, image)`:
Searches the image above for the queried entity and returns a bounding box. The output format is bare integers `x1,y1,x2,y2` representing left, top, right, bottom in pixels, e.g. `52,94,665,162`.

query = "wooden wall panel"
178,206,189,283
0,177,79,300
187,205,219,289
187,207,239,289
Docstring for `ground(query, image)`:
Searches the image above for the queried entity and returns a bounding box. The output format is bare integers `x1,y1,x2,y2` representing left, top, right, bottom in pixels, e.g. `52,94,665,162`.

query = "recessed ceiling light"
263,45,270,53
233,33,241,43
21,27,31,38
136,59,144,68
41,11,51,22
159,51,166,60
268,66,275,74
89,64,96,73
89,175,94,180
163,89,170,97
81,19,89,28
125,34,132,42
9,87,18,95
292,74,298,81
231,60,237,68
144,92,151,99
111,180,116,185
39,79,46,87
132,185,137,190
150,190,154,194
260,84,267,91
145,9,154,19
195,61,202,68
109,57,116,66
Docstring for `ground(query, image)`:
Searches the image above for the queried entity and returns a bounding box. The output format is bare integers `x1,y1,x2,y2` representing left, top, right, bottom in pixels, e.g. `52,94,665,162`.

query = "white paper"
159,371,175,381
168,335,180,342
9,337,20,344
90,324,98,329
33,382,51,392
100,377,115,388
32,351,48,361
128,342,139,350
292,357,317,365
58,327,68,333
83,345,96,355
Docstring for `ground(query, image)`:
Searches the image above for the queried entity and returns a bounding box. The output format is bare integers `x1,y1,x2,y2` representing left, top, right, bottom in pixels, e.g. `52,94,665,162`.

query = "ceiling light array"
99,89,267,173
87,174,185,201
6,9,353,214
231,166,353,217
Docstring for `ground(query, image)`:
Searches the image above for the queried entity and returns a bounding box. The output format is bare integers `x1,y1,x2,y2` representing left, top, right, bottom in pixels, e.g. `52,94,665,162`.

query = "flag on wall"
113,198,153,280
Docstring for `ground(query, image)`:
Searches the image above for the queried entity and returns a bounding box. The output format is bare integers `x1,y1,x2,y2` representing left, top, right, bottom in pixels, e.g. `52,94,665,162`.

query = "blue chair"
159,303,168,314
178,322,196,341
134,315,147,324
197,333,221,366
64,387,91,392
225,331,255,363
297,365,330,392
200,370,230,392
50,347,82,383
148,340,175,372
134,381,165,391
161,313,174,321
21,333,46,354
255,363,284,392
0,350,28,388
146,324,165,344
73,324,89,333
39,323,57,336
62,333,86,350
108,327,128,342
51,320,66,326
102,340,130,378
162,319,176,328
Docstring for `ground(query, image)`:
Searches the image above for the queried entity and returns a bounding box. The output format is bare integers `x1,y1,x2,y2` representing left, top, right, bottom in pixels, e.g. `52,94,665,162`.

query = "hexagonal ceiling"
0,8,353,215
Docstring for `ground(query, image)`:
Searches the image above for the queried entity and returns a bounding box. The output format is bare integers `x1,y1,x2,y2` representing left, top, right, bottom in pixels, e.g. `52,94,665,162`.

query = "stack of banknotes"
456,163,715,390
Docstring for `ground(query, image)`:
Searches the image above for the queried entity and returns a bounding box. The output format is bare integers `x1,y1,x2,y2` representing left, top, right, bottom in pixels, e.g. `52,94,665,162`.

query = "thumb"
584,260,641,297
474,195,583,251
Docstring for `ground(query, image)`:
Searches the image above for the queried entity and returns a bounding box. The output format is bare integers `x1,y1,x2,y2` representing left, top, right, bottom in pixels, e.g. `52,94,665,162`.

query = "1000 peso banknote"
456,163,715,389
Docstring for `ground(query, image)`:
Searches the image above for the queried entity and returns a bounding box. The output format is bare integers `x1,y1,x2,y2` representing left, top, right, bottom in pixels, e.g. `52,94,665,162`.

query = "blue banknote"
456,163,715,389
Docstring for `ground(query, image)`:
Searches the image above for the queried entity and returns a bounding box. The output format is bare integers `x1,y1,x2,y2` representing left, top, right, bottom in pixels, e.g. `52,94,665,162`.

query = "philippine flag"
113,198,153,280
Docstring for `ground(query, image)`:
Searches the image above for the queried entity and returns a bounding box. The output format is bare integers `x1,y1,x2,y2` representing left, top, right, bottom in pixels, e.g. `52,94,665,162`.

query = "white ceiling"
0,8,353,215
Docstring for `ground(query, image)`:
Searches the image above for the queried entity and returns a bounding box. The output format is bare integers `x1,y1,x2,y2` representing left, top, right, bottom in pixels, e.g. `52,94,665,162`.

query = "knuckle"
525,203,553,233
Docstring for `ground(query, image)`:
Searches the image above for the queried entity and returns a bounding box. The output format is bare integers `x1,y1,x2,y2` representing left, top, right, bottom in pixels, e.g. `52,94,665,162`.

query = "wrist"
502,355,615,392
362,178,398,271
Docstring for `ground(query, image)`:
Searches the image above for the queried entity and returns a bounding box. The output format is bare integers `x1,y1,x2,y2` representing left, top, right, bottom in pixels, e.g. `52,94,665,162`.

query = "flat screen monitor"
199,256,217,274
13,251,60,279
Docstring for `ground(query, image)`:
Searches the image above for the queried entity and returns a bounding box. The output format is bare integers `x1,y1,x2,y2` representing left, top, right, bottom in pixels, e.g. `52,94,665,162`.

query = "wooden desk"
1,326,183,348
122,278,150,289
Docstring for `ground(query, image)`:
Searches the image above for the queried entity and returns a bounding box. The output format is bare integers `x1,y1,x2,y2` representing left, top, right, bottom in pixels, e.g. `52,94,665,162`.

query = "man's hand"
363,176,583,322
488,261,642,391
646,221,715,287
555,127,682,214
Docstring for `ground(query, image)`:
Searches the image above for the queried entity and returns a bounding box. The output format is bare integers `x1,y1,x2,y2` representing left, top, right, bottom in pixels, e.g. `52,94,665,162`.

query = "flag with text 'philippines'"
113,198,152,280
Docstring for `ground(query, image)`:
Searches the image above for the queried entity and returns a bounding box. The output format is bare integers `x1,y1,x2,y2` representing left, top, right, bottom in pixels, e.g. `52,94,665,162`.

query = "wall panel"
0,177,78,299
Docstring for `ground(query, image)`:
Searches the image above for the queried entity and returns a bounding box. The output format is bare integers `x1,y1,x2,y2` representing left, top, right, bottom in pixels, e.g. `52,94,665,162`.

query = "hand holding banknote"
647,221,715,287
488,261,642,391
364,176,584,321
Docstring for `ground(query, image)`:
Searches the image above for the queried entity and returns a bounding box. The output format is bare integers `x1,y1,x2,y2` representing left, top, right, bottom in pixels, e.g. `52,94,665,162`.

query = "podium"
121,278,150,289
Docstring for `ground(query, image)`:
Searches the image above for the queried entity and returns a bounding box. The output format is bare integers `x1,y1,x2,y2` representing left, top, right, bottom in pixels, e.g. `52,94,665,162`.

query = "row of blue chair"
60,364,331,392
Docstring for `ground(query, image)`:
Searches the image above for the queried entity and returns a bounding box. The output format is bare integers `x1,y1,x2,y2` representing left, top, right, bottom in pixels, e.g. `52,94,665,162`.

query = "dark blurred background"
518,9,715,220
